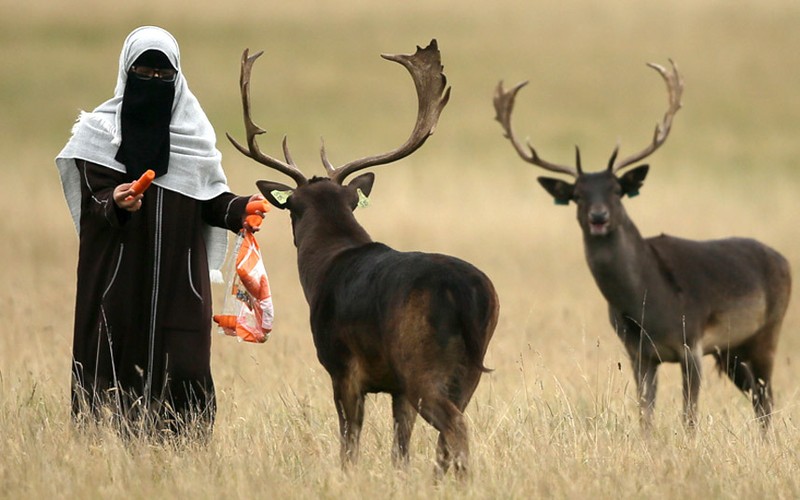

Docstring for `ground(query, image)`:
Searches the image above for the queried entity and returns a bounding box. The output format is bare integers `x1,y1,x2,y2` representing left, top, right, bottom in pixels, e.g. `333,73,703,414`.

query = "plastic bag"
213,201,273,343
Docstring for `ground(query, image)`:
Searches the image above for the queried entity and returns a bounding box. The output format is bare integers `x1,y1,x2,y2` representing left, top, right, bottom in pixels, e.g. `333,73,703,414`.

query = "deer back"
309,243,498,378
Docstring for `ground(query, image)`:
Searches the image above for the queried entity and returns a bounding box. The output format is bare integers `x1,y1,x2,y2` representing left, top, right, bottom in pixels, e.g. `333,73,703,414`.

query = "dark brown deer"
494,61,791,430
228,41,499,476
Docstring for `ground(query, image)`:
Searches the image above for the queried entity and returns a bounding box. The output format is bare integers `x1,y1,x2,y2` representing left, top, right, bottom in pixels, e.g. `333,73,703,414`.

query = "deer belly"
701,292,767,352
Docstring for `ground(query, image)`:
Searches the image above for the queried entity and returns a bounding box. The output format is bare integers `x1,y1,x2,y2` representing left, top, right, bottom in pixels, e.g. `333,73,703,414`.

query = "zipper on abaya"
144,188,164,406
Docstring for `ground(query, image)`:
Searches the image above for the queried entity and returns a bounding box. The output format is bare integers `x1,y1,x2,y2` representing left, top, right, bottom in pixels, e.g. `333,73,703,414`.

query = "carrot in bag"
213,208,274,343
213,314,237,329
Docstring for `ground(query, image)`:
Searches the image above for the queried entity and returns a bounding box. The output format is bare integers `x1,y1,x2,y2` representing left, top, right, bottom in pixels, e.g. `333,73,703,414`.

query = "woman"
56,26,263,436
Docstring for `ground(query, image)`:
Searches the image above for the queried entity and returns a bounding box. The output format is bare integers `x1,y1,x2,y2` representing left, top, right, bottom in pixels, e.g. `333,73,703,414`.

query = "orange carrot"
130,169,155,196
213,314,237,329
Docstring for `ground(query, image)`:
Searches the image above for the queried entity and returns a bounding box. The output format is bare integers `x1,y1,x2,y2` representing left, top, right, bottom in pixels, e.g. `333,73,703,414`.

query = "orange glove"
245,199,270,230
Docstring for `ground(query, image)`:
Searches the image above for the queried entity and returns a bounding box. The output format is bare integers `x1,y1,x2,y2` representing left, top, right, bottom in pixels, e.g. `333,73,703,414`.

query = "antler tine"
226,49,308,186
323,39,451,185
612,59,684,173
606,143,620,171
320,137,335,176
493,80,578,178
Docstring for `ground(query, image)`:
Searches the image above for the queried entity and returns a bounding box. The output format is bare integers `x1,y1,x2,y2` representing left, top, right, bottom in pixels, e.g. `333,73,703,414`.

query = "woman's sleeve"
201,193,249,232
77,160,131,227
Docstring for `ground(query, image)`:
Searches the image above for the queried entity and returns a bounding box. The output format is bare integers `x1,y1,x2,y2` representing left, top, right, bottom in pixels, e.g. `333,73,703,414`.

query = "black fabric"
72,160,249,435
115,50,176,179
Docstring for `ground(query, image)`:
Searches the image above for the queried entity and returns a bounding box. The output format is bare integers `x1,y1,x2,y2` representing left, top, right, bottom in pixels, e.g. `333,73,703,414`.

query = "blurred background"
2,0,800,496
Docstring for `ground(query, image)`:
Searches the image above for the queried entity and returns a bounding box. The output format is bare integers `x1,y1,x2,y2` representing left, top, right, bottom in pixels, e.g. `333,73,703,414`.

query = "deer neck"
582,216,652,310
294,215,373,303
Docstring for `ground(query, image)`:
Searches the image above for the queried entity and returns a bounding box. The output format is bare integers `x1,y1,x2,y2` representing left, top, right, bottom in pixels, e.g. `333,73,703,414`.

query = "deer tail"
454,276,498,373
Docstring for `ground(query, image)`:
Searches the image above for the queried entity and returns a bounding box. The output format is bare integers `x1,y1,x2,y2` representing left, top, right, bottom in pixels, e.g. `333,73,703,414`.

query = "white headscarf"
56,26,230,277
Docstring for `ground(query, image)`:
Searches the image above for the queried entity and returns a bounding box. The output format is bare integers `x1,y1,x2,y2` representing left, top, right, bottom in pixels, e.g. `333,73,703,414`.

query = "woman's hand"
243,194,267,233
113,183,143,212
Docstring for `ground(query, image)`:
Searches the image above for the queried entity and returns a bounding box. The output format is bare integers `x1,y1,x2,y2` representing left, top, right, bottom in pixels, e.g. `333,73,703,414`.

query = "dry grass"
3,0,800,497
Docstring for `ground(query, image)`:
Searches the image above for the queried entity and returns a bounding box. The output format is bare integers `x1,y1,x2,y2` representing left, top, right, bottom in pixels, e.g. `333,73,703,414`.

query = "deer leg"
745,324,779,429
332,381,365,468
435,433,451,478
737,360,774,428
391,395,417,466
630,354,659,430
751,371,773,429
681,344,703,428
718,331,777,430
719,352,759,413
723,351,775,429
452,370,482,413
434,408,469,480
412,394,469,479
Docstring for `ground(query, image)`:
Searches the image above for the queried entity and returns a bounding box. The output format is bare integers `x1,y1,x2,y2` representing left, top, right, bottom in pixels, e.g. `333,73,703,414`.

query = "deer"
227,40,499,477
494,60,791,430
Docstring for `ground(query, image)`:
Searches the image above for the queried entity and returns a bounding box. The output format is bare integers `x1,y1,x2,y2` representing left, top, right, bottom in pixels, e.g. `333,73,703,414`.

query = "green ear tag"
627,190,640,198
270,189,293,204
554,198,570,206
357,188,370,208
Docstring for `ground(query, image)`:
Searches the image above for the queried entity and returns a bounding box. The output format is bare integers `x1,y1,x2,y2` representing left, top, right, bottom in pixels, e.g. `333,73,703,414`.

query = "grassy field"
2,0,800,497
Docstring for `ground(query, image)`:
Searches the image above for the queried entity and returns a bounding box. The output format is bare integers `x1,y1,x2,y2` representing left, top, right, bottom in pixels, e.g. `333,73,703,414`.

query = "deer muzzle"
588,208,610,236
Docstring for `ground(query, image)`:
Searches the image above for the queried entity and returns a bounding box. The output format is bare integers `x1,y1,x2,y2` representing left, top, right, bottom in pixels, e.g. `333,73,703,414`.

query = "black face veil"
115,49,176,179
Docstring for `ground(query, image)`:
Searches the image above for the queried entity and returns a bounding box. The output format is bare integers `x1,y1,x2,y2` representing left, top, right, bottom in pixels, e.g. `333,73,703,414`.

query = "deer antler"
226,49,309,186
494,80,579,178
321,39,451,185
610,59,684,173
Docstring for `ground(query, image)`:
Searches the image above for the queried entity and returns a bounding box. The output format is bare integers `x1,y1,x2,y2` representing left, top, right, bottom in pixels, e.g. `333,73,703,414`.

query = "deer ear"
346,173,375,209
256,180,295,210
537,177,574,205
347,172,375,197
619,165,649,198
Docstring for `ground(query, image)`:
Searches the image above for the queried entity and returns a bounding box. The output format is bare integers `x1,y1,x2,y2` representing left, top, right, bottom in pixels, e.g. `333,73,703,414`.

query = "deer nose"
589,209,609,224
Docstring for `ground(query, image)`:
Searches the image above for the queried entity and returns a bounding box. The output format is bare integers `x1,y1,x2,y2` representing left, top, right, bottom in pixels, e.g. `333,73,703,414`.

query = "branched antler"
229,42,450,186
226,49,309,186
611,59,684,173
321,39,451,184
495,60,683,177
494,80,579,178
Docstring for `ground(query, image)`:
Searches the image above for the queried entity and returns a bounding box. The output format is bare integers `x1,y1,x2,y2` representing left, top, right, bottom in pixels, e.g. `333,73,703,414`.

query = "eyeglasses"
129,65,178,82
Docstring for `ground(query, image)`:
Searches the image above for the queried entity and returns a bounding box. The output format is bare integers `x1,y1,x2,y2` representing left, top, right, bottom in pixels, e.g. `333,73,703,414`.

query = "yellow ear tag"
357,188,370,208
270,189,293,204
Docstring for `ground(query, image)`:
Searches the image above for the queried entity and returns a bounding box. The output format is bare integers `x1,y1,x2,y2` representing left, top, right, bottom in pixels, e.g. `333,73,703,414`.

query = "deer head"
494,60,683,237
227,41,450,297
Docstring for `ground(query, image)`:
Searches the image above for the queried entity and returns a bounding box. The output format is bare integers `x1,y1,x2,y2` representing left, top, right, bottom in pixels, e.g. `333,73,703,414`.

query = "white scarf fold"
55,26,230,278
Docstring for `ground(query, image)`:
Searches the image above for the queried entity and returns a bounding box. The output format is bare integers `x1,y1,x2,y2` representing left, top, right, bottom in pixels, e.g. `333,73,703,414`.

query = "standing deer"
228,41,499,476
494,61,791,429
